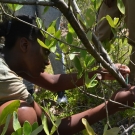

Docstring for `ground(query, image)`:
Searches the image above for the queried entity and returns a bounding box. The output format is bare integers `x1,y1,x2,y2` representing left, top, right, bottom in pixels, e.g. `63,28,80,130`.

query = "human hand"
108,85,135,111
100,63,130,80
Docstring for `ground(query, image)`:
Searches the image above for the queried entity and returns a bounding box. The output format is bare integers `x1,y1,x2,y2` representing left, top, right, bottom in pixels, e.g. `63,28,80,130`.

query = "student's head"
0,15,50,77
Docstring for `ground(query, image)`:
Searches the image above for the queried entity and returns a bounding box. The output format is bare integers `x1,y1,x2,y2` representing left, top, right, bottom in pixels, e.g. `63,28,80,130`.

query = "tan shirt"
0,55,34,105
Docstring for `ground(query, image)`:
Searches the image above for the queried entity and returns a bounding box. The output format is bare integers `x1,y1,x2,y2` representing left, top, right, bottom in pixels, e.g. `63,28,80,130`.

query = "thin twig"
121,123,135,135
79,88,135,110
0,0,129,87
101,81,111,128
0,3,86,50
0,0,54,6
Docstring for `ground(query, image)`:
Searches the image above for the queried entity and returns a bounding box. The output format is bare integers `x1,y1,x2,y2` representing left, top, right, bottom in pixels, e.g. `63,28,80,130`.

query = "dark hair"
0,15,41,49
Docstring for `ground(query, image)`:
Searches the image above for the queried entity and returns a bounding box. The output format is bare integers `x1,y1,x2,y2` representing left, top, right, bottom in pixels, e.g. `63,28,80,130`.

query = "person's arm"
19,63,130,92
52,85,135,135
20,70,99,92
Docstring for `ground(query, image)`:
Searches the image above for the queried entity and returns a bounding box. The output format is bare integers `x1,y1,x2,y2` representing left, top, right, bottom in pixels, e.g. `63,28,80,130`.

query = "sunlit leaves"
37,38,49,49
66,33,73,44
85,8,95,28
82,118,95,135
13,111,21,131
50,118,61,135
41,107,61,135
68,23,75,35
30,125,43,135
85,73,98,88
117,0,125,14
36,17,46,37
1,114,11,135
42,113,49,135
106,15,119,28
114,18,119,26
12,111,43,135
80,50,95,68
23,121,32,135
0,100,20,126
7,4,23,11
47,26,55,36
69,53,76,60
36,17,62,53
60,43,69,53
11,128,23,135
78,6,96,29
103,124,120,135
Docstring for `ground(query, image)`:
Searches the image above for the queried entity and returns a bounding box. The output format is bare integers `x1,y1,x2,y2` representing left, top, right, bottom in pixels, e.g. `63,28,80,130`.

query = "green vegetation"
0,0,135,135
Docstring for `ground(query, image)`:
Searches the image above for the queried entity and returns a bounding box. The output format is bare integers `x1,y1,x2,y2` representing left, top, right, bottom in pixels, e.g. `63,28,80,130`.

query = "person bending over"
0,15,134,135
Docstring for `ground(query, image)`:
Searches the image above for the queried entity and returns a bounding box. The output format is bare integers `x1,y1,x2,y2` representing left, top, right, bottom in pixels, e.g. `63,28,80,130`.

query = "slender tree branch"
102,82,111,128
0,4,86,50
0,0,54,6
52,0,127,87
0,0,128,87
121,123,135,135
79,88,135,110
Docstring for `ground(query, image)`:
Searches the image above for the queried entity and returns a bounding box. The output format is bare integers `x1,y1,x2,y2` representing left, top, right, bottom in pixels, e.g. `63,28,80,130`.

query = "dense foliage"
0,0,135,135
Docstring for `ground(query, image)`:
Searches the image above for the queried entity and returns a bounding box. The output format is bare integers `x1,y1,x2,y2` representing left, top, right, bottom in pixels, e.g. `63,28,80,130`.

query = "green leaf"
32,122,38,131
55,30,61,39
73,56,82,73
114,17,119,26
85,55,95,68
68,23,75,34
86,8,95,28
7,4,23,11
82,129,89,135
69,54,76,60
91,0,95,2
11,128,23,135
49,18,59,29
30,125,43,135
37,38,49,49
41,113,49,135
60,43,68,53
48,30,61,51
23,121,32,135
47,26,55,35
66,33,73,44
13,111,21,131
45,39,50,47
50,118,61,135
77,13,87,27
36,17,45,37
56,52,62,60
95,0,103,10
1,114,11,135
49,41,56,53
48,40,55,49
43,7,50,14
82,118,95,135
106,15,115,28
117,0,125,14
36,17,43,29
103,124,108,135
86,31,92,41
0,100,20,126
80,50,87,59
85,73,98,88
104,127,120,135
